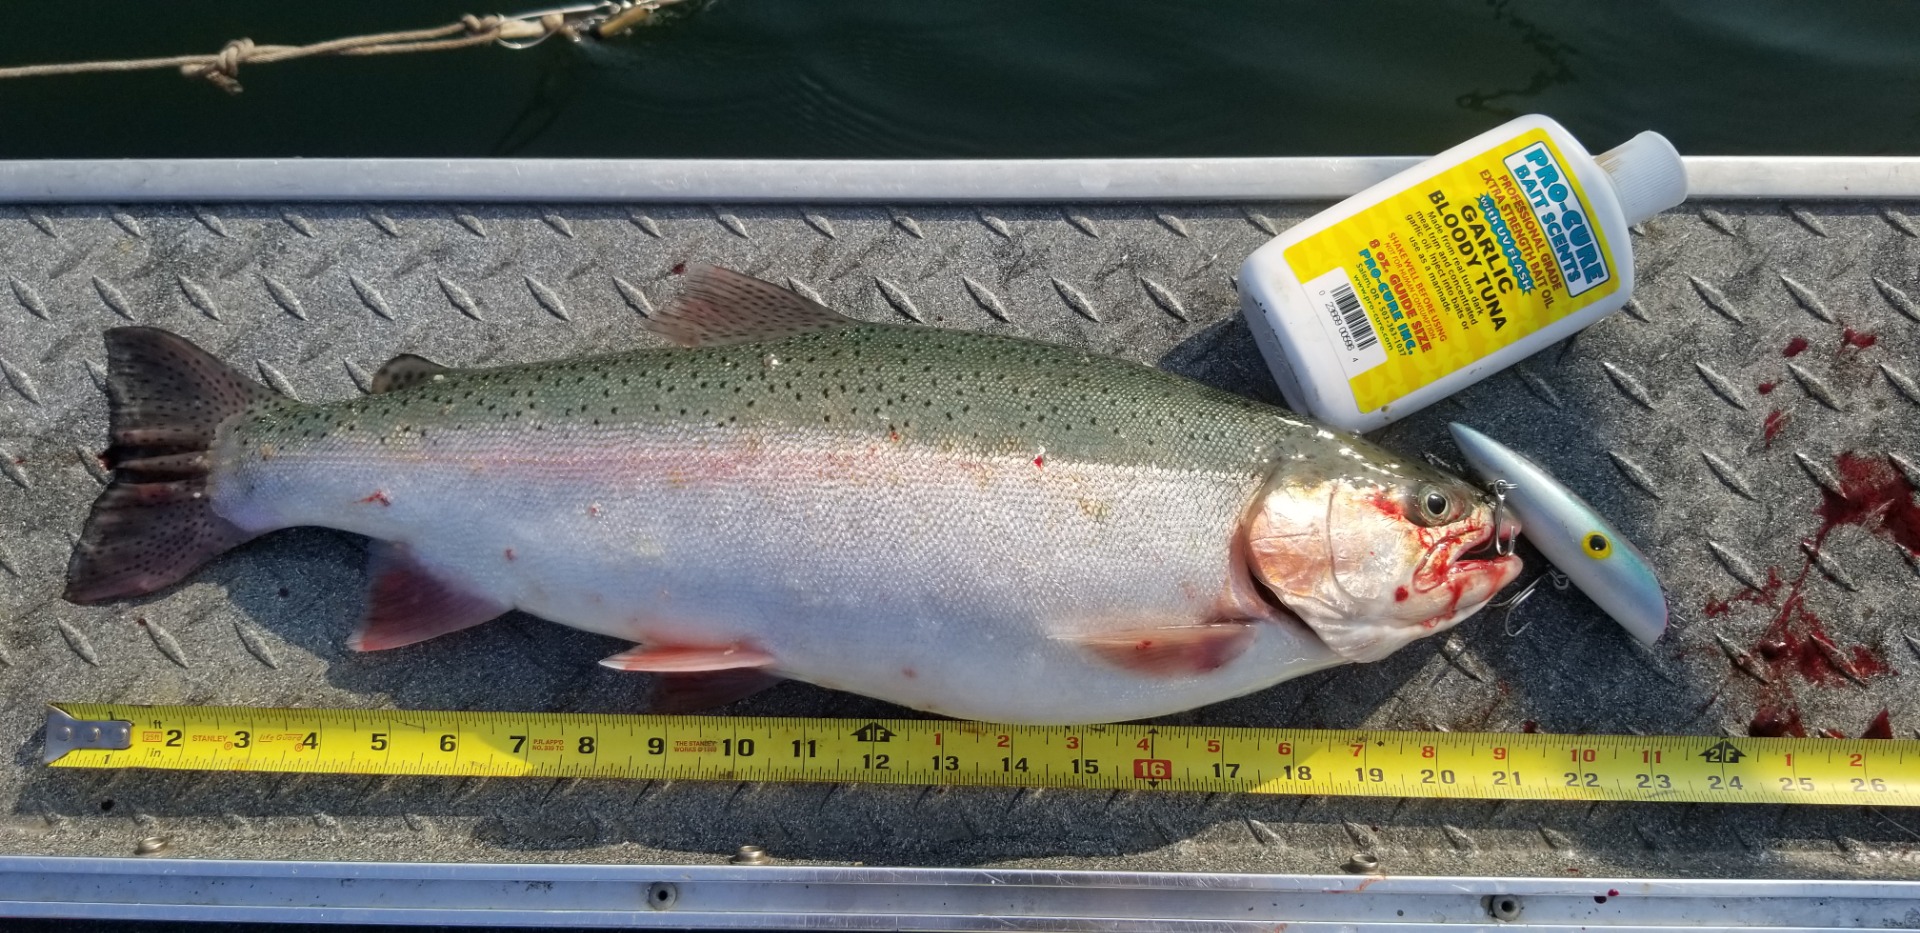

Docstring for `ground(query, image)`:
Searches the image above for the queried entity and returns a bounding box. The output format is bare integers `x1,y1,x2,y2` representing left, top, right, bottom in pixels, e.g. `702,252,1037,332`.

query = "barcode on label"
1329,282,1378,352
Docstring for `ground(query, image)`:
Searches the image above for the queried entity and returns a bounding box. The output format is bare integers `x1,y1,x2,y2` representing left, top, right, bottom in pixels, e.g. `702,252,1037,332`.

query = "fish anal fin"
647,670,782,713
370,354,451,394
1064,622,1255,676
348,544,508,651
649,265,855,348
599,642,777,673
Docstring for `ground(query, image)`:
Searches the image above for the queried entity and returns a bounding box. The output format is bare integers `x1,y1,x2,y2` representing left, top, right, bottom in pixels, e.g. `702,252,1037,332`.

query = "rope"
0,13,562,93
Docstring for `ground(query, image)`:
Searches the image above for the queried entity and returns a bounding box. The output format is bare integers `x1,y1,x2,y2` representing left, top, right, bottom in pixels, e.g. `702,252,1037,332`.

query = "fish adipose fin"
65,327,279,604
1062,622,1255,676
369,354,450,393
349,543,509,651
647,265,856,348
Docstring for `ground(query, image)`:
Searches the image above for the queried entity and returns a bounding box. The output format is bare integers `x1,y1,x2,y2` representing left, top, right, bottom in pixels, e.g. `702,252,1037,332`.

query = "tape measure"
43,703,1920,805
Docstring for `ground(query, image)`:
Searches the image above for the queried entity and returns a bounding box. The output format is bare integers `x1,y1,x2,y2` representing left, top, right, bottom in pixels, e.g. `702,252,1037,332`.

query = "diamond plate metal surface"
2,200,1919,876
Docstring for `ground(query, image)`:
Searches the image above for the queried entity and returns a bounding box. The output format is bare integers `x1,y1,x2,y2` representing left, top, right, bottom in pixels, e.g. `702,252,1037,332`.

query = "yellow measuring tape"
44,703,1920,805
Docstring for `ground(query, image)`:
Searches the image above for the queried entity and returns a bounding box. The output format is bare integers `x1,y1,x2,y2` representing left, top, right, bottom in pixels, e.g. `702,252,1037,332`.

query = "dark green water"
1,1,1916,159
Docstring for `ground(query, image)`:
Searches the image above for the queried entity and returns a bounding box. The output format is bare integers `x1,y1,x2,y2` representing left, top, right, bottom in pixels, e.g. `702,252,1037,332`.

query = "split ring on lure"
1447,423,1668,646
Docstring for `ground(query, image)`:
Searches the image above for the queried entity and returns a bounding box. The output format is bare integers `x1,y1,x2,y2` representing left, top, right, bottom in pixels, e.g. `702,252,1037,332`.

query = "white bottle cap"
1594,131,1688,226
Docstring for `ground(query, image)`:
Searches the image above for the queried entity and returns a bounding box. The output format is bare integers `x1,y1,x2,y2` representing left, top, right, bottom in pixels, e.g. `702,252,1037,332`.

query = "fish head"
1245,454,1523,663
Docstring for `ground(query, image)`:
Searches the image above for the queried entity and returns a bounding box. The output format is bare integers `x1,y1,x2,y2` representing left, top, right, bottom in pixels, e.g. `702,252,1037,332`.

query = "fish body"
67,268,1520,724
1448,422,1666,645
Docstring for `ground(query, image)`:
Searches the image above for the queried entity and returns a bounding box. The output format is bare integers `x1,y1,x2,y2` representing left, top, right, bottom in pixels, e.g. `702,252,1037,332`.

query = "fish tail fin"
64,327,277,604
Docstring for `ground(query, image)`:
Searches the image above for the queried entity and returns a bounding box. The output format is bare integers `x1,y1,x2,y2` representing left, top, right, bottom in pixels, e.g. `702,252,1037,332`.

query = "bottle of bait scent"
1238,114,1687,432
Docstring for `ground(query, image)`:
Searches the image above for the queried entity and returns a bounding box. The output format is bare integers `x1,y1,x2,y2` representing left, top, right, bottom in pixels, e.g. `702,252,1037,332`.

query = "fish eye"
1421,488,1452,521
1583,532,1612,558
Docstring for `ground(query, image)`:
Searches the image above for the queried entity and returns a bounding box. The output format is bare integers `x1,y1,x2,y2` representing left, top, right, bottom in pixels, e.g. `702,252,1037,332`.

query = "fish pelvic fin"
649,265,855,347
369,353,450,393
349,543,509,651
64,327,281,604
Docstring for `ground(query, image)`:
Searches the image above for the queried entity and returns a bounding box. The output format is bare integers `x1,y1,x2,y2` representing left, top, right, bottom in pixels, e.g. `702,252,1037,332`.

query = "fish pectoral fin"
598,643,777,673
369,353,451,393
1061,622,1256,676
649,265,855,348
348,544,509,651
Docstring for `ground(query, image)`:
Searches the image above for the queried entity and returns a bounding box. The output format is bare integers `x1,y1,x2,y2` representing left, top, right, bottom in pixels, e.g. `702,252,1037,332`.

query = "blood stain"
1841,327,1878,350
670,262,687,275
1783,336,1810,357
1763,410,1789,446
1394,586,1409,602
1607,889,1620,898
1863,709,1894,740
1818,453,1920,557
358,490,392,506
1757,382,1776,395
1520,720,1539,733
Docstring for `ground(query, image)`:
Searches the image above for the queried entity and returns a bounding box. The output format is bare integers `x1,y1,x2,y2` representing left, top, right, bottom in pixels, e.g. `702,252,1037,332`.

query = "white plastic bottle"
1238,114,1687,432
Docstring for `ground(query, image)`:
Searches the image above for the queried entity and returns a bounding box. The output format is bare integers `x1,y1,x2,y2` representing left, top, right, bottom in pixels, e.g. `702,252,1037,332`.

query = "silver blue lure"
1447,423,1667,645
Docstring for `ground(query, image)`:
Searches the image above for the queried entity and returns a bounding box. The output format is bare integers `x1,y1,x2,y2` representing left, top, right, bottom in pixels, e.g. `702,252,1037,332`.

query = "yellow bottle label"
1283,128,1619,412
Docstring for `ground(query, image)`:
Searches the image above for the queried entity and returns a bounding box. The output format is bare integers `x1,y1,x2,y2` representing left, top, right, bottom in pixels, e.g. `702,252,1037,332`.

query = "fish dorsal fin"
370,354,452,394
647,265,854,348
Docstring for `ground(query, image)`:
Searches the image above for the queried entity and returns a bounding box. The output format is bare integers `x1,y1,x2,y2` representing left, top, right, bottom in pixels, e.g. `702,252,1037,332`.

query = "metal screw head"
1487,894,1523,922
645,881,678,911
134,836,169,856
730,844,770,865
1342,852,1379,874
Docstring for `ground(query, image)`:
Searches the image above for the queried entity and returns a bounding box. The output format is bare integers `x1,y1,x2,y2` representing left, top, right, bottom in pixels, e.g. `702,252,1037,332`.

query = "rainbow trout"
66,267,1521,723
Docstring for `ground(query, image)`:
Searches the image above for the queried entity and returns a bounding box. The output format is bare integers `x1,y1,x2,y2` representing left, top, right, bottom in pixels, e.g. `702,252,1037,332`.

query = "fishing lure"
1448,423,1667,645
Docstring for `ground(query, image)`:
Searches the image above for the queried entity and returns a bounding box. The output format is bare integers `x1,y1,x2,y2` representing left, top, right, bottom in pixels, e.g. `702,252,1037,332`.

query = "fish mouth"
1418,519,1523,594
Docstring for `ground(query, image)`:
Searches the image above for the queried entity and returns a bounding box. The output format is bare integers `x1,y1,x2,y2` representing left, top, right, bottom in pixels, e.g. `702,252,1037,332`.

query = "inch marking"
46,705,1920,806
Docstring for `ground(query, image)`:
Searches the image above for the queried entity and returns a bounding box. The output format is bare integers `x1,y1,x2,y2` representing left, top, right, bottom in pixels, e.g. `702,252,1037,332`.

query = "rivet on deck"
1511,365,1562,409
453,211,487,237
524,276,570,321
874,277,922,323
92,276,134,320
612,276,654,316
176,275,222,321
9,277,49,320
1801,539,1858,592
1620,297,1651,323
1442,824,1476,853
1874,277,1920,323
439,277,483,321
628,211,662,238
1439,635,1491,683
1245,818,1283,848
1139,277,1188,321
191,206,230,238
1241,208,1279,236
1881,207,1919,237
1881,364,1920,406
1155,210,1191,238
1062,209,1100,238
141,618,190,668
1051,277,1101,322
1785,205,1829,237
1693,362,1746,410
1785,362,1845,411
343,360,375,394
0,358,42,404
540,212,575,239
976,209,1012,239
890,210,925,239
365,209,402,238
111,210,144,239
56,620,99,666
281,211,317,238
257,362,300,401
75,446,108,486
0,448,29,490
962,277,1009,322
1706,540,1767,592
1777,273,1832,323
714,209,750,239
233,622,280,669
802,212,837,239
1700,452,1757,500
1793,451,1846,500
349,275,395,320
1688,276,1744,325
1888,452,1920,490
261,275,307,320
0,542,19,579
784,278,826,306
1699,207,1738,236
1598,361,1657,410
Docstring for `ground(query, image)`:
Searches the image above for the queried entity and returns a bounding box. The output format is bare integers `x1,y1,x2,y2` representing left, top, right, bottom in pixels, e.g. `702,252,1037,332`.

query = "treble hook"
1493,567,1570,636
1485,479,1518,557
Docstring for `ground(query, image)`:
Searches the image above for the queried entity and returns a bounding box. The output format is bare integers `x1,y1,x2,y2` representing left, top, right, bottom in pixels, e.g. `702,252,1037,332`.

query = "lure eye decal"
1583,532,1612,559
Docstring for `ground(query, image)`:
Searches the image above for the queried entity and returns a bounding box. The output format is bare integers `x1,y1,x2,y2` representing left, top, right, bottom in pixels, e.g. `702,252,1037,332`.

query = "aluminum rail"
3,857,1918,929
0,156,1915,203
